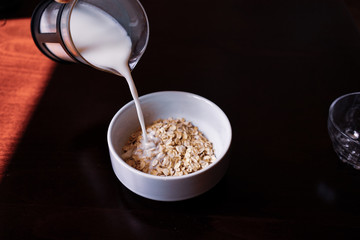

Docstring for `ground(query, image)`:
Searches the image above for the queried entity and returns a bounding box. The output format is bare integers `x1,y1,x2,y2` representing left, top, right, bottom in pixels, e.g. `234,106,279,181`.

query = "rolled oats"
121,118,216,176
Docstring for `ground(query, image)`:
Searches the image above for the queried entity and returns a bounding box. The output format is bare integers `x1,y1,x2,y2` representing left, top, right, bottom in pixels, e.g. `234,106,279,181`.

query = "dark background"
1,0,360,239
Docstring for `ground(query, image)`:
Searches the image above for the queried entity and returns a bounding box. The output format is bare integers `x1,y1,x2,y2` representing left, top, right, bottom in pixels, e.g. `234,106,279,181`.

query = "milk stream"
69,2,148,142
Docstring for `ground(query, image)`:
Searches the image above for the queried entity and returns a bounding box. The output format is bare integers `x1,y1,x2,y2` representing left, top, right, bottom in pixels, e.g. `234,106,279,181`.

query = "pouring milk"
69,2,148,142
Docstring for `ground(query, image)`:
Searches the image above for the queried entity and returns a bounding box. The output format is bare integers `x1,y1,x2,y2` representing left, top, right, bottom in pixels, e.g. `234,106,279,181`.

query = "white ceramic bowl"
107,91,232,201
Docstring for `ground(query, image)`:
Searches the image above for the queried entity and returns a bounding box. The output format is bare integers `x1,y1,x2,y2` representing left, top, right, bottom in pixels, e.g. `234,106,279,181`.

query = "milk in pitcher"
69,2,148,141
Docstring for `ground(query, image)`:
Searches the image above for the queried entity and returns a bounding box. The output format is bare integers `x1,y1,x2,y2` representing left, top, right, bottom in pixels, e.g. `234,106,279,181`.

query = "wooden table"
2,0,360,239
0,18,55,180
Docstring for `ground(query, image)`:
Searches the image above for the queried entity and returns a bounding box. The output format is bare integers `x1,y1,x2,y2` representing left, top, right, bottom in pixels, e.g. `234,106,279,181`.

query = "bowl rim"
329,91,360,143
107,90,232,180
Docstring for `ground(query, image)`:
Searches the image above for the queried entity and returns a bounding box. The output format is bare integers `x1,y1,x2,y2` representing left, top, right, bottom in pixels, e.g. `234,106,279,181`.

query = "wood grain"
0,18,55,180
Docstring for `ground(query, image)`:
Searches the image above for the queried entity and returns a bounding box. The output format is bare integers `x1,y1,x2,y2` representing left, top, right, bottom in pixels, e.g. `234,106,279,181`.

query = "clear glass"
328,92,360,169
60,0,149,75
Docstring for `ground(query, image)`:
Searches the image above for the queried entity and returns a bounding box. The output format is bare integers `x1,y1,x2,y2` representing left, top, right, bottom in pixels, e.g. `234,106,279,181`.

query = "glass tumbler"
328,92,360,169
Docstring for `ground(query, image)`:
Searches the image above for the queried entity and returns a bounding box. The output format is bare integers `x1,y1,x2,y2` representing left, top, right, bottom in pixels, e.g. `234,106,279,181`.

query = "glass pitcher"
31,0,149,75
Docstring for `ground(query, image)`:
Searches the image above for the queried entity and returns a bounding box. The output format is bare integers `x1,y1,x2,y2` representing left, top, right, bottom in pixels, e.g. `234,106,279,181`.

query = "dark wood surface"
2,0,360,239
